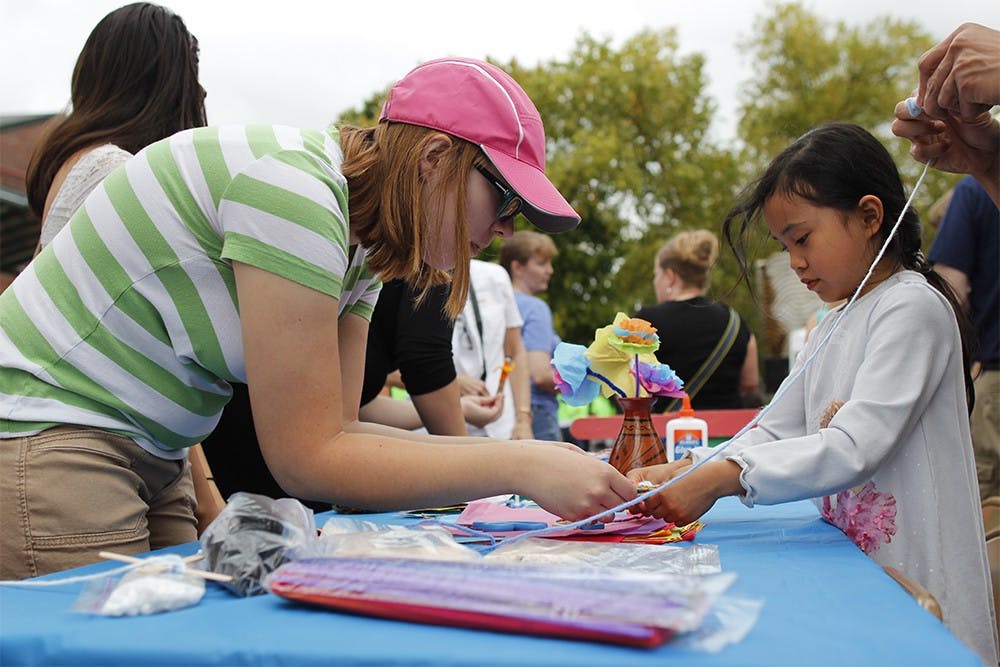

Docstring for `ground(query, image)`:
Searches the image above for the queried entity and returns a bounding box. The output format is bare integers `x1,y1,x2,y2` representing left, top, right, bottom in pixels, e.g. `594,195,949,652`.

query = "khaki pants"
0,426,197,579
973,369,1000,500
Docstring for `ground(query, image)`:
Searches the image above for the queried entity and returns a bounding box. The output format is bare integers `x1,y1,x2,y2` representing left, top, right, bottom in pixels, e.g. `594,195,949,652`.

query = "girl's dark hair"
722,122,976,410
26,2,207,218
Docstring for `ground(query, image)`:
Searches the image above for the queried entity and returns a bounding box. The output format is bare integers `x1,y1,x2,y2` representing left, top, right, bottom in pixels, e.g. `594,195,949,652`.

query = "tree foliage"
736,3,955,214
732,3,956,361
503,30,740,343
334,3,959,361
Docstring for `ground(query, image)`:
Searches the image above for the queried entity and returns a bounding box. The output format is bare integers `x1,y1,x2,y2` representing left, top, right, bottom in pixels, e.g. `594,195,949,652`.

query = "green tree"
504,30,740,344
336,32,742,346
733,3,960,370
737,3,957,232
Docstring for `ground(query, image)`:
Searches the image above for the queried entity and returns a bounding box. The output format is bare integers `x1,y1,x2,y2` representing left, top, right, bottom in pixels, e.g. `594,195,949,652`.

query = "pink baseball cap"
379,57,581,233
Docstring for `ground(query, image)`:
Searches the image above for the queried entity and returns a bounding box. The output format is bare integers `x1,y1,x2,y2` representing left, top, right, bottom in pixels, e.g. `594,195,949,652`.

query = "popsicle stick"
98,551,232,583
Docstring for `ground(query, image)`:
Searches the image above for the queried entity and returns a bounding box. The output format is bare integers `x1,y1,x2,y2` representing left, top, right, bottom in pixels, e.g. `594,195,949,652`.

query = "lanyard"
468,284,487,382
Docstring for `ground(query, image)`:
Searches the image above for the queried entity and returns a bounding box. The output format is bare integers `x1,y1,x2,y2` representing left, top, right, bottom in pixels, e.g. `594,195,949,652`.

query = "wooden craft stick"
98,551,232,583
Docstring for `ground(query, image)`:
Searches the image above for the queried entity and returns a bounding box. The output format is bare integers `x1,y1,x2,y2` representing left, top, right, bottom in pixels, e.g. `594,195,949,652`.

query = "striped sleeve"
218,149,351,299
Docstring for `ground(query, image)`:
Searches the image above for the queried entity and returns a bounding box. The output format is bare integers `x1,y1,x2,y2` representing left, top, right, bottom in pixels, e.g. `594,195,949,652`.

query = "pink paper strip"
454,500,667,537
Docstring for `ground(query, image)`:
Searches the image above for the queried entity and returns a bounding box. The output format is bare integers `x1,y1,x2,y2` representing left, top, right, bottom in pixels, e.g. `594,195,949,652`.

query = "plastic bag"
486,537,722,574
73,555,205,616
318,517,481,562
200,492,319,596
267,556,733,639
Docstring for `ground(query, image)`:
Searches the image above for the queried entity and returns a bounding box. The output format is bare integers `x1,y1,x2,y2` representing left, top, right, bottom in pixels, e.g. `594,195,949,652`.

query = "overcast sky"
2,1,997,144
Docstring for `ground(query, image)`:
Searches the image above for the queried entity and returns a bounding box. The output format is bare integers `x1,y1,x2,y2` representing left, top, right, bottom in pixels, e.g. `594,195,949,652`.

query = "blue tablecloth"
0,497,981,666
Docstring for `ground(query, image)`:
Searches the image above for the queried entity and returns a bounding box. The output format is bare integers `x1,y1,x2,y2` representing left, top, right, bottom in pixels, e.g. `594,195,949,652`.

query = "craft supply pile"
60,491,762,651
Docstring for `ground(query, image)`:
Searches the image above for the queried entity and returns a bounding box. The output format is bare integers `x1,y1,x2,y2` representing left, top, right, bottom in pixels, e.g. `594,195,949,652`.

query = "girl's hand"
626,459,692,515
514,443,636,522
626,460,743,526
461,394,504,428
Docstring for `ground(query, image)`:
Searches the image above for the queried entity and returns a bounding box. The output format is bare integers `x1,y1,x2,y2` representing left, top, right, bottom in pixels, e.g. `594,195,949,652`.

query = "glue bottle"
666,394,708,462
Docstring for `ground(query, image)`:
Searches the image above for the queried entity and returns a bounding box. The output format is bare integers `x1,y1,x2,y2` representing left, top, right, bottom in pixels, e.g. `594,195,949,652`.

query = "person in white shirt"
452,259,534,439
631,123,996,664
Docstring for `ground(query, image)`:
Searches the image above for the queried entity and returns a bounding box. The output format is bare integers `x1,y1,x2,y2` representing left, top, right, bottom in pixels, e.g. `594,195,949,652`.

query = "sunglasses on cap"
475,164,523,222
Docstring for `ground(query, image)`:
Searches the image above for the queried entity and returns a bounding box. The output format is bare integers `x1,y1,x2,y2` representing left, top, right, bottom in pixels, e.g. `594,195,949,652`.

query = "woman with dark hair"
27,2,206,249
20,2,219,534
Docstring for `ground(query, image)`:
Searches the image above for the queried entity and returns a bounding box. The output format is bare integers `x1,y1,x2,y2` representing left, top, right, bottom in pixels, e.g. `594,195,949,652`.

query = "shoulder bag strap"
662,307,740,412
468,284,488,382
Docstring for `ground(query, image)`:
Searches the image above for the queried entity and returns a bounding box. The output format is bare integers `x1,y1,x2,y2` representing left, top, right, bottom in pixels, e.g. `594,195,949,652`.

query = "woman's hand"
461,394,504,428
626,460,743,526
916,22,1000,121
892,27,1000,206
892,100,1000,188
513,443,636,522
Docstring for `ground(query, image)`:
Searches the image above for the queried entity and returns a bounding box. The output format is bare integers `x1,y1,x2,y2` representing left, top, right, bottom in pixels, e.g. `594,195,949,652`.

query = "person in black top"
635,230,760,411
202,279,502,511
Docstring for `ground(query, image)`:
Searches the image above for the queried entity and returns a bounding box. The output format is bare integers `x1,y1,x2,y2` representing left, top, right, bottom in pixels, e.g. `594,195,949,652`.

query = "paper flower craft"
552,313,686,406
496,356,514,393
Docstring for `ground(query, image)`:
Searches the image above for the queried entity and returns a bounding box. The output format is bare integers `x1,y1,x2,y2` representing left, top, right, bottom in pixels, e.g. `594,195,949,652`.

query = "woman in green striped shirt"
0,57,636,578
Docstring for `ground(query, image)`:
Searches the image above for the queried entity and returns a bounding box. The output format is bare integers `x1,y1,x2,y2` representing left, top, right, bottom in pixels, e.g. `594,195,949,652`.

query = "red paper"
270,579,671,648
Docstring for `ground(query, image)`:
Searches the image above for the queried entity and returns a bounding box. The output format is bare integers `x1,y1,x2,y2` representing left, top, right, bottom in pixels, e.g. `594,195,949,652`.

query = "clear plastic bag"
486,537,722,574
674,594,765,652
298,518,760,649
73,556,205,616
318,517,481,562
267,556,733,637
199,492,319,596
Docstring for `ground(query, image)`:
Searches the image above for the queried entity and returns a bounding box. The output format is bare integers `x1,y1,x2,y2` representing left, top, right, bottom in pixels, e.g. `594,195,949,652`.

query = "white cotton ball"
99,571,205,616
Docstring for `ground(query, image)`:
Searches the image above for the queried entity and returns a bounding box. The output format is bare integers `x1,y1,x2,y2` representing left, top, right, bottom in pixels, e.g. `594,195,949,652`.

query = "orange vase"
607,396,667,474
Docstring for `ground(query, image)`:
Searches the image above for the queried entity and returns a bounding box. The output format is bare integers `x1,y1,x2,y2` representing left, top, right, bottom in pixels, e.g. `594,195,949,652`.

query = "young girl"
0,57,635,580
629,123,997,663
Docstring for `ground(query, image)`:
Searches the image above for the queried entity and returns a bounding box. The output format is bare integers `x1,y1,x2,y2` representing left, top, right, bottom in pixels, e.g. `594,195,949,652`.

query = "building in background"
1,114,57,291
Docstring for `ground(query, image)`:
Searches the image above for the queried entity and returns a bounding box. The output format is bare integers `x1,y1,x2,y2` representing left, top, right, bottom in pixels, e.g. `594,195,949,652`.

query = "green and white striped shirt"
0,125,381,458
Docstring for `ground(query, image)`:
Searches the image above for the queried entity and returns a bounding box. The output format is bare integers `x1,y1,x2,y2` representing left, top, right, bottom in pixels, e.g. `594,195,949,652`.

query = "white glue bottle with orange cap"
665,394,708,462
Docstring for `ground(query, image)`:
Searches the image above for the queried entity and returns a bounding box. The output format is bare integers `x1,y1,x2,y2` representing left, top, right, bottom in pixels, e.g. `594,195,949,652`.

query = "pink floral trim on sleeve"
821,481,897,554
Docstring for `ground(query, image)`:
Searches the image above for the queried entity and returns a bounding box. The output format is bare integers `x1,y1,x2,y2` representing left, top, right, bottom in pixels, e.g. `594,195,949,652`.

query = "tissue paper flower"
552,345,602,406
551,313,686,404
610,315,660,354
821,482,897,555
632,361,685,398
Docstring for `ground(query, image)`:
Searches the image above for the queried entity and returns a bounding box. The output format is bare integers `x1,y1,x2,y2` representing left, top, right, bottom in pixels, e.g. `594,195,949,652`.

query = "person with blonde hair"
501,230,563,442
0,57,635,579
635,229,759,410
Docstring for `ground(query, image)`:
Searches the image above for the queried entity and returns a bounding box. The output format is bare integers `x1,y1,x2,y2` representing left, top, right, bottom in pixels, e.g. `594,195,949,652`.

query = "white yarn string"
0,554,187,588
501,160,934,548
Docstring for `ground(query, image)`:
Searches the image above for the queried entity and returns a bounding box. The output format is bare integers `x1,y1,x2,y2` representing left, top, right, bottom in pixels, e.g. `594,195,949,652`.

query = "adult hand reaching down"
511,442,637,522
